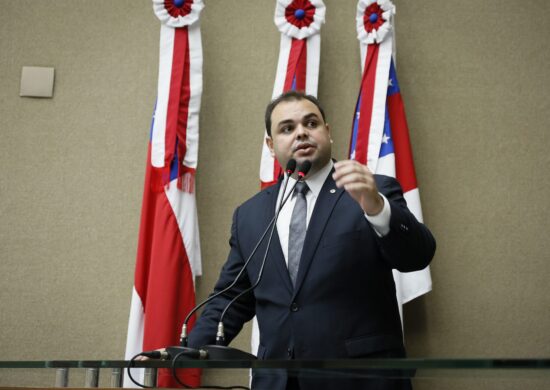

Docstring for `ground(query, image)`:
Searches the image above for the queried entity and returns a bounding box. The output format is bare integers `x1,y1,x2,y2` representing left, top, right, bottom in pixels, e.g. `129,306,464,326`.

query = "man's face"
266,99,332,176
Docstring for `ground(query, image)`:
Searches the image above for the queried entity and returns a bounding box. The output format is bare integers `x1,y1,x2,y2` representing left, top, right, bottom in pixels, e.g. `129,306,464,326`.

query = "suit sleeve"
187,207,257,348
373,175,436,272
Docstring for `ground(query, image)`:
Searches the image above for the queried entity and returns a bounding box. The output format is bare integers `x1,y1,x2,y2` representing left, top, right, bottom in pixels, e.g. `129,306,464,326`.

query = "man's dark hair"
265,90,327,137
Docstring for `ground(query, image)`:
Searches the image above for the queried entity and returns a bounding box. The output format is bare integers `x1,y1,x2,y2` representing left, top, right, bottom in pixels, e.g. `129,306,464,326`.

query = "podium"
0,358,549,389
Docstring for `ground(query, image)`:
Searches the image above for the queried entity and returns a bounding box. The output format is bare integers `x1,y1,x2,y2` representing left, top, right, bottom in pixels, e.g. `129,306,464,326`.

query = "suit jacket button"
290,302,299,312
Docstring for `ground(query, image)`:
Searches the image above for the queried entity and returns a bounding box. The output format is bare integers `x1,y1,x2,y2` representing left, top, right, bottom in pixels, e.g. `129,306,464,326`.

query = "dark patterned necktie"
288,181,309,287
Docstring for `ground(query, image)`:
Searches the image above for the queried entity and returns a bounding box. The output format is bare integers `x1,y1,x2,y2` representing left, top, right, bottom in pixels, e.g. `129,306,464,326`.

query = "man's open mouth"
294,143,315,153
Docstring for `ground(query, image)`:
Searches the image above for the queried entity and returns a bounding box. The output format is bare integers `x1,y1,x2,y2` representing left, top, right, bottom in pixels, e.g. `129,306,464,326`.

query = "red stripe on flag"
263,37,308,188
284,39,306,91
274,159,283,184
165,28,186,171
176,28,191,190
388,93,418,192
294,39,307,91
165,27,190,190
354,44,379,165
260,159,283,189
135,145,200,387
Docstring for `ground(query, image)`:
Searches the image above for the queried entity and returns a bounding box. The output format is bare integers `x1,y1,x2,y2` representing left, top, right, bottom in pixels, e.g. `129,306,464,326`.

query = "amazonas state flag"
350,59,432,311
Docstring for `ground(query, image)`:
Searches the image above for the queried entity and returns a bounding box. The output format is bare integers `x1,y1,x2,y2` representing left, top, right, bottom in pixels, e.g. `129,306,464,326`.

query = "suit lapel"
263,181,294,294
293,172,344,297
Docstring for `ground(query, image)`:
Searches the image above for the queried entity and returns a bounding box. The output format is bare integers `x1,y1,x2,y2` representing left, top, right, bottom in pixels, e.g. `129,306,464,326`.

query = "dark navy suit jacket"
188,173,436,390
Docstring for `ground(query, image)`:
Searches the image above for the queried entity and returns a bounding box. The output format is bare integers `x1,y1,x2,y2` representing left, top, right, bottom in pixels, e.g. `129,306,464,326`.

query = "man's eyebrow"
276,119,295,128
276,112,321,128
303,113,321,121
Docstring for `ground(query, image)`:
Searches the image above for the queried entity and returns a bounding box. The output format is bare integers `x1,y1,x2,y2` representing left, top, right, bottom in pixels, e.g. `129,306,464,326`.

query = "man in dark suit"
188,91,436,389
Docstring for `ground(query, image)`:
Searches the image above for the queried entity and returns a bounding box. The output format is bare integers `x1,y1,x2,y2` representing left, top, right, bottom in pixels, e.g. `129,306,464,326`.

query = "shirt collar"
286,160,333,198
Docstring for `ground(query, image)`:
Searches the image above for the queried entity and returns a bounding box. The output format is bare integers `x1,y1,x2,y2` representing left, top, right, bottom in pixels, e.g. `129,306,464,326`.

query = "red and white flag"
349,0,432,316
260,0,326,188
124,0,204,387
254,0,326,356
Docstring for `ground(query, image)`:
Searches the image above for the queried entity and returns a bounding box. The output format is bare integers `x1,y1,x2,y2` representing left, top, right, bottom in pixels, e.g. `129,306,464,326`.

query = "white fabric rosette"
356,0,395,44
153,0,204,27
274,0,326,40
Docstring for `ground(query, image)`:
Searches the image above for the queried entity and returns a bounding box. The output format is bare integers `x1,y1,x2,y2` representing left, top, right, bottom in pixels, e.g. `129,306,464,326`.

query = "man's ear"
326,123,333,143
266,136,275,158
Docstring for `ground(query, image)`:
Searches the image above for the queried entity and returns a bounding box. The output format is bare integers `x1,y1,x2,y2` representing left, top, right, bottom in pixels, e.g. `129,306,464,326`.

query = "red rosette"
275,0,325,40
356,0,395,44
153,0,204,27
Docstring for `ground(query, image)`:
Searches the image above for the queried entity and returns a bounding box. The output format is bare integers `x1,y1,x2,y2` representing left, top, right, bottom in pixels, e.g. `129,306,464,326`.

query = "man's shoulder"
373,174,402,194
237,182,279,212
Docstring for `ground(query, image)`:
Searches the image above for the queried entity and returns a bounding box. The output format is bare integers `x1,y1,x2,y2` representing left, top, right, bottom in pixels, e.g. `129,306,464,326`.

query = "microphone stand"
201,161,311,360
163,160,301,361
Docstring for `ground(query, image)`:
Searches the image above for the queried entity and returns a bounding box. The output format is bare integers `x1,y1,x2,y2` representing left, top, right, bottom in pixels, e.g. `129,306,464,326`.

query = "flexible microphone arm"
215,161,312,344
179,159,297,347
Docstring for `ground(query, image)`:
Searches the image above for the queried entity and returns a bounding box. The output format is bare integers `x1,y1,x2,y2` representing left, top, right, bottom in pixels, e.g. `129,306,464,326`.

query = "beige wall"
1,0,549,388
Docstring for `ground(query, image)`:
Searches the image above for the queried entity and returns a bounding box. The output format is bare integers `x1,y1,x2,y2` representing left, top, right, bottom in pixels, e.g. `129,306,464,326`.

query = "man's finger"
333,166,359,182
334,172,370,188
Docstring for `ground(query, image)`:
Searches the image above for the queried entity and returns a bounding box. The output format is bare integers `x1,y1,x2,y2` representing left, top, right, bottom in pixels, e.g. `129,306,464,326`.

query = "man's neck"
289,159,332,181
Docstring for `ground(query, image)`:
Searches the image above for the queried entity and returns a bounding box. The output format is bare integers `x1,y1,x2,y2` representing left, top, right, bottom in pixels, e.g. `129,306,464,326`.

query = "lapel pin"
330,189,336,194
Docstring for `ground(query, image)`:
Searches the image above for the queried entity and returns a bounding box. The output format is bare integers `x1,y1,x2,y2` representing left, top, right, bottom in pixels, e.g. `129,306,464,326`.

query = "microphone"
138,350,170,359
137,348,208,360
212,160,312,351
297,160,311,179
170,159,298,360
285,158,297,177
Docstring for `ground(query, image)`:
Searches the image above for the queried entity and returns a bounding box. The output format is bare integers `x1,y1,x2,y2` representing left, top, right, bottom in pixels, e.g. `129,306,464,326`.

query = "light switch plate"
20,66,55,98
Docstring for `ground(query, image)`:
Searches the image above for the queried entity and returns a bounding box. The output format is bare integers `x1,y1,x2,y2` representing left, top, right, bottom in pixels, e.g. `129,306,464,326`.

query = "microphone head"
297,160,312,179
285,159,297,175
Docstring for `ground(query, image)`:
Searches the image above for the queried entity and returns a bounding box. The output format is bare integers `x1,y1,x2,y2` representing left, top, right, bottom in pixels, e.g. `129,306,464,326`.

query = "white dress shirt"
275,161,392,267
